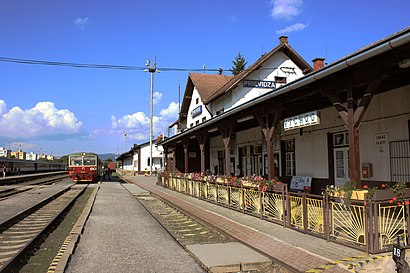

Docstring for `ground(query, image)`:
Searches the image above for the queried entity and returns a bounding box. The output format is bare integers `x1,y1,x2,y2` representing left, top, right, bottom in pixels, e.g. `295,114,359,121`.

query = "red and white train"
68,152,103,183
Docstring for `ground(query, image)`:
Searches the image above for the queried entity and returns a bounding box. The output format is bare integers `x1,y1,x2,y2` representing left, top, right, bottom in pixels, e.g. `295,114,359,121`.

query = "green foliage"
55,155,69,163
230,52,247,76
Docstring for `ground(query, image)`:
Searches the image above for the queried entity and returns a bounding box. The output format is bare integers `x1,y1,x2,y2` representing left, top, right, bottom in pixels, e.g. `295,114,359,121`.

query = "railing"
159,175,410,254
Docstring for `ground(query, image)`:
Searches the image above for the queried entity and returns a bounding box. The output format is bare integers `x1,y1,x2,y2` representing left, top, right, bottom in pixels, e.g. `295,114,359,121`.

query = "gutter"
161,28,410,146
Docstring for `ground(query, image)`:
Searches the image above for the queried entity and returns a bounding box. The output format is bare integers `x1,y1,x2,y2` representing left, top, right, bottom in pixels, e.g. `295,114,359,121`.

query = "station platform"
122,176,398,273
65,179,205,273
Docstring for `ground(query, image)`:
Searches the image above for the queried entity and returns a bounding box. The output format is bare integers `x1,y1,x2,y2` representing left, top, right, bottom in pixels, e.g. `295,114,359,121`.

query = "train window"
70,156,83,166
83,156,96,166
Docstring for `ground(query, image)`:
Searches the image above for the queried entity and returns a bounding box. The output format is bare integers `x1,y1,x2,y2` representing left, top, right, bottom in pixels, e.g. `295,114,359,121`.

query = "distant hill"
98,153,116,161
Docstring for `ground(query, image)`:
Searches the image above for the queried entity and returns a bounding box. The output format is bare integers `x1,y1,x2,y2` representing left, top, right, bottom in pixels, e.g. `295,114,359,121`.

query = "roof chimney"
312,58,325,71
279,36,288,45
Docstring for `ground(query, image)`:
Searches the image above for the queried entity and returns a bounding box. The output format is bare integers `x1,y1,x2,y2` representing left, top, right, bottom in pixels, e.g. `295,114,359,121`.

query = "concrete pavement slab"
186,242,272,273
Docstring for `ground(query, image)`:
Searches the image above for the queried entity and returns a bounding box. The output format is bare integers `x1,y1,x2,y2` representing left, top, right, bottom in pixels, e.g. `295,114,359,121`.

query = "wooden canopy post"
164,145,169,174
182,138,189,174
256,109,282,181
197,133,208,174
170,143,176,174
323,79,382,188
219,125,235,176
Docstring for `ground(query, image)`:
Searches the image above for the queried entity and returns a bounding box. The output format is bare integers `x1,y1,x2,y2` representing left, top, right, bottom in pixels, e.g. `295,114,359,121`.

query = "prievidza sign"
284,110,320,131
243,79,276,89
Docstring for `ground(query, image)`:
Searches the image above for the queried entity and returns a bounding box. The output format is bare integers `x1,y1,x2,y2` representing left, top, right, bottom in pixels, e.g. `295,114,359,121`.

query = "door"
334,147,349,188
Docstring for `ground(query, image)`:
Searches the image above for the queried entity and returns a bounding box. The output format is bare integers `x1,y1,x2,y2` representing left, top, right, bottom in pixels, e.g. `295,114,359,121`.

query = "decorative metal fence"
159,175,409,254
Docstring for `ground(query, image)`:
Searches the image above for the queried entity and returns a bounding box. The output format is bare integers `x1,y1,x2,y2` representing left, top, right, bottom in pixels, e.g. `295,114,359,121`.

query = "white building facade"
161,29,410,194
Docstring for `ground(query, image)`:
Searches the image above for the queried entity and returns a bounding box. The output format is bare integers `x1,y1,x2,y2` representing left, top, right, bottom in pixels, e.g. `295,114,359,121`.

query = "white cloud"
159,102,179,117
153,92,162,105
276,22,309,34
0,101,82,138
0,100,6,116
271,0,303,20
74,17,89,29
111,101,179,142
111,112,150,129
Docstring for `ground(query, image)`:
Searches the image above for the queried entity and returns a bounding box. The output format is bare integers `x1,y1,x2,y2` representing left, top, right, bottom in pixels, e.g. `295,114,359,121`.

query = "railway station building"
117,138,164,175
161,28,410,194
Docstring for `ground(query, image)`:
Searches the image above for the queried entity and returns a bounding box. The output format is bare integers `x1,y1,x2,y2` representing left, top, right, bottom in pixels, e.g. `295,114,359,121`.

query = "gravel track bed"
136,194,288,273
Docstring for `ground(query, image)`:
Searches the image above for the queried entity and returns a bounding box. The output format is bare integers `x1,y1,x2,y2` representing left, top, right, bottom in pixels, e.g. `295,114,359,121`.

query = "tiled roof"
180,73,232,115
190,73,232,102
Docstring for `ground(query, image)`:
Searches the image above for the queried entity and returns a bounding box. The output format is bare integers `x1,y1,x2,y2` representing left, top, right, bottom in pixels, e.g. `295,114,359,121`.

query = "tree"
230,52,247,76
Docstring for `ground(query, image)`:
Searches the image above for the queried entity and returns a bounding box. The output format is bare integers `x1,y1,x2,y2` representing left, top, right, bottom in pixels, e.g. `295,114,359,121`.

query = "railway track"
0,185,86,273
135,193,286,273
137,194,234,246
0,174,68,200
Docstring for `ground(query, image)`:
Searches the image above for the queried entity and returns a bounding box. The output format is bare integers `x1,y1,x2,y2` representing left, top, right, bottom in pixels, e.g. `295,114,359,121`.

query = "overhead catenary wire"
0,56,282,73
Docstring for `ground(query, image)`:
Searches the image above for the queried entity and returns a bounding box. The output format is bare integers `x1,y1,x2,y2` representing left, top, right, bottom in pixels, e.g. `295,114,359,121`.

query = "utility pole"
123,131,128,152
145,58,159,176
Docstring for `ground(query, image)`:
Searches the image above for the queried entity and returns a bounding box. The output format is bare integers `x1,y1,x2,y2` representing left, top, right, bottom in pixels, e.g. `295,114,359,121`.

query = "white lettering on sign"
375,133,388,146
284,110,320,131
243,79,276,89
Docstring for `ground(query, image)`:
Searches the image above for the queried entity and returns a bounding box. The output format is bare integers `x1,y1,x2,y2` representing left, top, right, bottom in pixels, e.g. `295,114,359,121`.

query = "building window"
275,76,287,84
216,108,224,115
196,98,199,104
147,158,150,166
195,120,199,125
334,132,348,147
202,117,206,122
190,123,194,128
284,139,295,176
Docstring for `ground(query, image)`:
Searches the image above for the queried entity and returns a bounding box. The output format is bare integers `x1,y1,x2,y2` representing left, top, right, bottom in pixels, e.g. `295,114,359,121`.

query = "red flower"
363,201,367,206
405,201,410,205
393,196,397,201
398,202,402,206
363,185,368,189
389,200,393,204
381,184,386,188
262,185,268,192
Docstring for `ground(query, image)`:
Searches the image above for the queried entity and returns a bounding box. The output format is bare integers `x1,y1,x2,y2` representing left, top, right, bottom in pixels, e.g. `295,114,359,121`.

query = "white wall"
358,85,410,181
280,84,410,182
186,88,212,128
140,144,164,171
123,157,133,171
132,153,139,172
209,52,305,115
209,135,224,174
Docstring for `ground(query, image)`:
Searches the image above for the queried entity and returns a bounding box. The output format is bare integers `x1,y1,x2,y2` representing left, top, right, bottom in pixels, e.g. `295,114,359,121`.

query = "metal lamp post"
145,58,158,176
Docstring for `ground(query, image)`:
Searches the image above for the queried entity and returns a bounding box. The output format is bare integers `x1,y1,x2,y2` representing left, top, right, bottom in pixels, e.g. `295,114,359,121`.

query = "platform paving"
123,175,380,273
65,181,205,273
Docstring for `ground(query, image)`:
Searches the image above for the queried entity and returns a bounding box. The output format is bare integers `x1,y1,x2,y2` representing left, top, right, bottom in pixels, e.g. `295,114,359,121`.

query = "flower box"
371,188,410,201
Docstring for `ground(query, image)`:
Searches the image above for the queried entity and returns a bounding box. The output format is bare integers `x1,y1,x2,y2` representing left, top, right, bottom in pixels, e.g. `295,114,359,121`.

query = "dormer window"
196,98,199,104
275,76,287,84
216,108,224,115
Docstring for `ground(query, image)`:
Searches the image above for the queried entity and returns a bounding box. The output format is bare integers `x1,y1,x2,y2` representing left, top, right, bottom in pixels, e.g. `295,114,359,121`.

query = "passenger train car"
68,152,103,183
0,157,66,175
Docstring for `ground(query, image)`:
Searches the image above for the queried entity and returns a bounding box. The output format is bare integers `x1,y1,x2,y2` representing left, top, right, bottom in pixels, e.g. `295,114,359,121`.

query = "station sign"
284,110,320,131
243,79,276,89
191,105,202,117
375,133,388,146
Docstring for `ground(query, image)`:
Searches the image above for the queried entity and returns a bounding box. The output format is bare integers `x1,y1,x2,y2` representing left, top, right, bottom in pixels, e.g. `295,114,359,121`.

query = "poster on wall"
290,176,312,192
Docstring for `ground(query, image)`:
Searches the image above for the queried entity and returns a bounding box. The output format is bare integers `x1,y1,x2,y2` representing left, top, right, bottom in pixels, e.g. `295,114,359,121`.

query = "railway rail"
0,184,86,273
0,171,68,186
133,189,285,273
0,173,69,200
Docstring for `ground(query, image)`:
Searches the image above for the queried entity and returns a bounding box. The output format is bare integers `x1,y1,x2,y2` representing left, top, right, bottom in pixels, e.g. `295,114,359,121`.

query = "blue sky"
0,0,409,157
